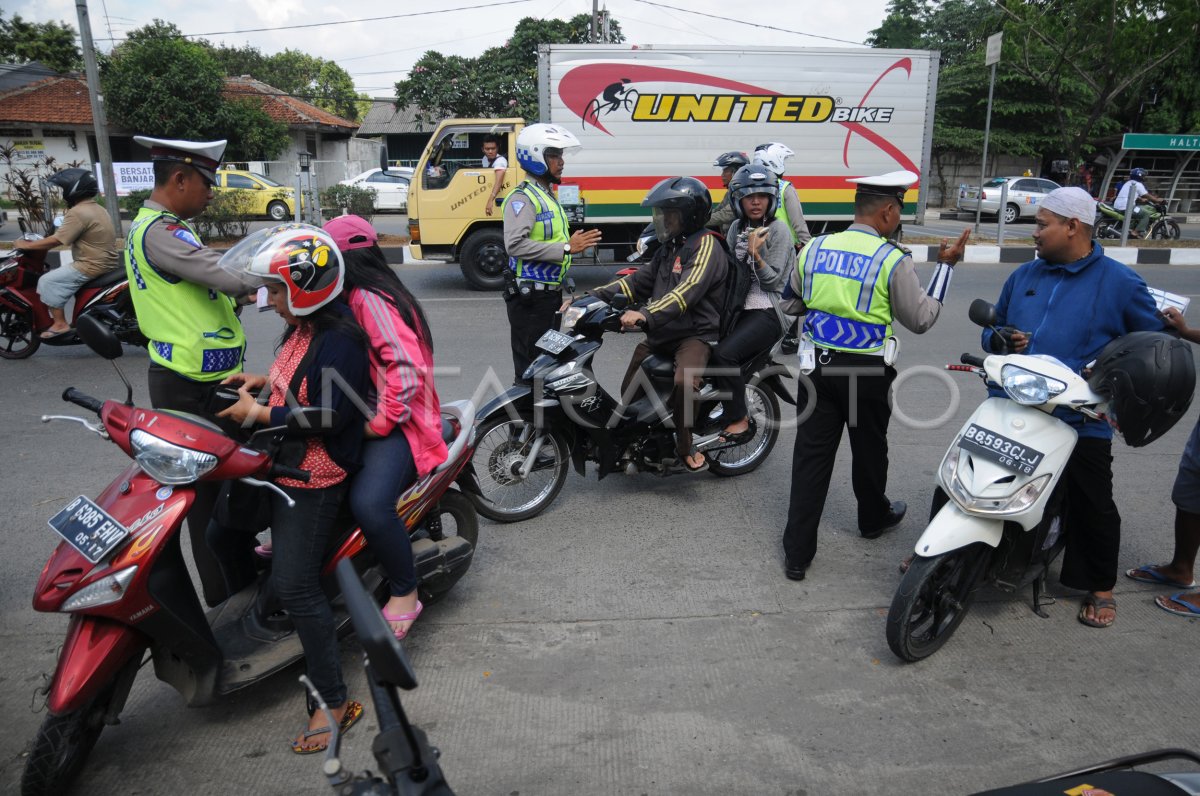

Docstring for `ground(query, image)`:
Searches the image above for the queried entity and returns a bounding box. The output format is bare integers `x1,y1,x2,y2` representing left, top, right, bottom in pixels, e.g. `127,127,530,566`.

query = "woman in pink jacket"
325,215,447,639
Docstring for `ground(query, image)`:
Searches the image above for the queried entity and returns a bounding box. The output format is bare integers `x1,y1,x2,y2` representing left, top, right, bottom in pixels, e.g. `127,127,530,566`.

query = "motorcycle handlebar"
270,463,312,483
62,388,103,415
960,353,985,367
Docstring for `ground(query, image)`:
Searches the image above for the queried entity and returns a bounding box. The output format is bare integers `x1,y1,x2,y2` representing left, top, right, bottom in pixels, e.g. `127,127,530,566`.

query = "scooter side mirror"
610,293,629,311
968,299,997,328
76,313,123,360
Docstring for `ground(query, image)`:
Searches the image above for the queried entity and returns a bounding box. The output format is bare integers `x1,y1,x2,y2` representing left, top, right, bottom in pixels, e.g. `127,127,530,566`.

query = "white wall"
0,128,89,199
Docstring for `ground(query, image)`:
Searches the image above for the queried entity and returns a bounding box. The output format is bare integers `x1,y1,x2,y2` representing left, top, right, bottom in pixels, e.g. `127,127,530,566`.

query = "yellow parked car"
214,169,297,221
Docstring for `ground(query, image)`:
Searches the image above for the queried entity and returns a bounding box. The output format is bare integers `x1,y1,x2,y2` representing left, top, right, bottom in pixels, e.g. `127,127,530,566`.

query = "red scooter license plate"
47,496,131,564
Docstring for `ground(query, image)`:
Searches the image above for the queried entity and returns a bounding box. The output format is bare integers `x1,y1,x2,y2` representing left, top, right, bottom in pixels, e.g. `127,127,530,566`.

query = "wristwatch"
563,242,572,255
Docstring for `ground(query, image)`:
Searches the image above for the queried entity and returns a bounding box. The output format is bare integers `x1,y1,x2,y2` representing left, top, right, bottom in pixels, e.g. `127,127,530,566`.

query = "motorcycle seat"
640,354,674,380
81,269,126,291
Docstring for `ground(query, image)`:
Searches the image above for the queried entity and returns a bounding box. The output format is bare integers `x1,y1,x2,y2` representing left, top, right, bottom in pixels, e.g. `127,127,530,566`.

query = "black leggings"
709,309,781,422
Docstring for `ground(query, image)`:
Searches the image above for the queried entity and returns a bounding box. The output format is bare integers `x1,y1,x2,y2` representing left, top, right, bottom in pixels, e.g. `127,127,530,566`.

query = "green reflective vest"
125,207,244,381
507,180,571,285
775,178,796,244
797,228,906,353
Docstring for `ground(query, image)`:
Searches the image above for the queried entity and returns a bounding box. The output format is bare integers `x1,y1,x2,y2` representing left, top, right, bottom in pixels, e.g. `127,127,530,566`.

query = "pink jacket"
348,288,448,478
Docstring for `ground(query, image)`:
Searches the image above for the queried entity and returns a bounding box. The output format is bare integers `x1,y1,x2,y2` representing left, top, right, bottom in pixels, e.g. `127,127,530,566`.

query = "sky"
9,0,892,98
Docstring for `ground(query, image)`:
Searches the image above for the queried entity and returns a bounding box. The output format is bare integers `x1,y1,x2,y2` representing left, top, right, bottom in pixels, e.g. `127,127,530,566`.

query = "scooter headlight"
130,429,218,484
1001,365,1067,406
560,305,587,334
61,566,138,612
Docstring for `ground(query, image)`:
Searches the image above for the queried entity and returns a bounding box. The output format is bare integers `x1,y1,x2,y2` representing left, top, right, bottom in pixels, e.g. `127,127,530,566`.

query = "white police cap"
135,136,227,184
847,170,919,203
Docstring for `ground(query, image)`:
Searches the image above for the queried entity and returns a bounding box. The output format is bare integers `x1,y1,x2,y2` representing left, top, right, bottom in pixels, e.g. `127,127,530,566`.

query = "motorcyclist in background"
1113,167,1165,239
706,150,750,237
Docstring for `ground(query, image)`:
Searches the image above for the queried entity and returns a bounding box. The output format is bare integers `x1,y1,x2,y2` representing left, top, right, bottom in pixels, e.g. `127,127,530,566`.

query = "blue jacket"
981,242,1165,439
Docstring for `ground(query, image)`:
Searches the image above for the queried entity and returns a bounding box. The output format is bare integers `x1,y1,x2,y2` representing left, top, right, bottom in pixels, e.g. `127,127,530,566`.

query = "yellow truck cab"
408,119,529,290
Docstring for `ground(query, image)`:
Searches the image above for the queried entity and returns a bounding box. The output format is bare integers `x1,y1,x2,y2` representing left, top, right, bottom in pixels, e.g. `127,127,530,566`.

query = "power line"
92,0,535,42
629,0,865,46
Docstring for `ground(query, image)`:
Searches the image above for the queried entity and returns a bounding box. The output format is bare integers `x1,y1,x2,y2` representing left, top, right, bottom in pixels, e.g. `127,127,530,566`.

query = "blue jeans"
208,482,349,706
350,430,418,597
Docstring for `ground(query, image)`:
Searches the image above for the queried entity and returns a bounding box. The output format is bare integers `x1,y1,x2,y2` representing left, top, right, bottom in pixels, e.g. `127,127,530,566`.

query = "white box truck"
407,43,940,289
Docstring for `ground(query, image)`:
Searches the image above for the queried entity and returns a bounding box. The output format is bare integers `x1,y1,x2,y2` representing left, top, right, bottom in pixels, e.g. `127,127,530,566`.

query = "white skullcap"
1040,187,1096,225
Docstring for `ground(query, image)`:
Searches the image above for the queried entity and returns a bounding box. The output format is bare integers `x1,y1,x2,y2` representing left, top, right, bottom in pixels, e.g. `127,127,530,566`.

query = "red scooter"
21,316,480,796
0,236,143,359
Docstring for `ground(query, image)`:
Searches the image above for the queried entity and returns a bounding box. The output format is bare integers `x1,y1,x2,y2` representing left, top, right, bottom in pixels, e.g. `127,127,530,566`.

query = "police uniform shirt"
783,222,946,334
502,185,570,273
139,199,248,296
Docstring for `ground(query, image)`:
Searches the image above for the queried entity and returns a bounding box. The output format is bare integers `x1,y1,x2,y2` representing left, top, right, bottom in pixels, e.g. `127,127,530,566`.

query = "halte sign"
1121,133,1200,151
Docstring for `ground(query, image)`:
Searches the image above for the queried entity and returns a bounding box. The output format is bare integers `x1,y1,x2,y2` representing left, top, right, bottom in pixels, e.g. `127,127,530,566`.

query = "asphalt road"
2,260,1199,795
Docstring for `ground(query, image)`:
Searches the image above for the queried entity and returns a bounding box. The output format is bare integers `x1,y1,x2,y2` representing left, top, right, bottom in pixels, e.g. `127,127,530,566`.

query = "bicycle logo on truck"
560,59,918,173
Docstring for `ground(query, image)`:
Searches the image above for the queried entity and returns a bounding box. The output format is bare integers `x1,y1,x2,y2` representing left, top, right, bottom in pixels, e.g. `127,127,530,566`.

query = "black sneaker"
780,335,799,355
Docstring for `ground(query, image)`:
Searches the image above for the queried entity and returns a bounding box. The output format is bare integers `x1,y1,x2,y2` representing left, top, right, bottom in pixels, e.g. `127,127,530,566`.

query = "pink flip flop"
382,600,424,640
254,544,273,559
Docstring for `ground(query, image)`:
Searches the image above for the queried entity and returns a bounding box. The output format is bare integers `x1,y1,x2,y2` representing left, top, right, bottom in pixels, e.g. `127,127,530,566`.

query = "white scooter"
886,299,1109,662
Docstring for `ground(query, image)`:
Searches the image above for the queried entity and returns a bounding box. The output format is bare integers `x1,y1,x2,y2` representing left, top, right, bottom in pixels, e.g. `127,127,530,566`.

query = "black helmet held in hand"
728,164,780,221
48,167,100,205
641,176,712,240
1087,331,1195,448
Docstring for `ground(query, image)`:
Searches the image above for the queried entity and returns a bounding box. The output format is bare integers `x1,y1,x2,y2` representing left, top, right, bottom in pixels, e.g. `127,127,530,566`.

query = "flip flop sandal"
1077,593,1117,628
290,699,363,754
717,425,755,445
682,448,708,473
1125,564,1196,589
1154,591,1200,618
382,600,424,641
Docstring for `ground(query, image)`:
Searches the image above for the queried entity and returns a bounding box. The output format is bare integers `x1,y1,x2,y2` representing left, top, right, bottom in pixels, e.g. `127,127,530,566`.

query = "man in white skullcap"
124,135,250,607
978,185,1167,628
777,170,970,581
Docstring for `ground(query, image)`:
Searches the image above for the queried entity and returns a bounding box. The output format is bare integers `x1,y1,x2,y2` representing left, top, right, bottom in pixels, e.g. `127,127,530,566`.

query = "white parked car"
957,176,1061,224
339,167,414,212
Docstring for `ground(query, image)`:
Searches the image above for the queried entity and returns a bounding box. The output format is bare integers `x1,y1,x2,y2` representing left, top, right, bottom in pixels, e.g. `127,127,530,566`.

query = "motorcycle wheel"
1094,221,1116,240
470,412,569,522
0,305,40,359
886,542,989,662
1151,219,1182,240
707,382,780,476
428,490,480,548
21,686,115,796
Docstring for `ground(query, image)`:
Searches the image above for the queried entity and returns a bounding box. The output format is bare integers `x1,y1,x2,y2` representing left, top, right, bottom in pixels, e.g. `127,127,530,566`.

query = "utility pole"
75,0,122,234
591,0,599,43
974,31,1002,237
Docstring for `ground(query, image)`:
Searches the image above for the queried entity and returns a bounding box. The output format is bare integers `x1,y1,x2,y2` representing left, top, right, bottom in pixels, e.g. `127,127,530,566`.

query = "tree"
395,13,625,123
103,20,288,160
866,0,928,48
0,12,82,74
993,0,1200,167
209,44,364,121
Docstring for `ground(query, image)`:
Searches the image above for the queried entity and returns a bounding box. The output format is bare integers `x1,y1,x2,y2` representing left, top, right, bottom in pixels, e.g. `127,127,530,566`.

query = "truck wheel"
459,230,508,291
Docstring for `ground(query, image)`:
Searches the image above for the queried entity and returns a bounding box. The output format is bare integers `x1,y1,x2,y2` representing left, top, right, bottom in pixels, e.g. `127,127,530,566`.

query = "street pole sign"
975,32,1003,234
985,32,1003,66
1121,133,1200,151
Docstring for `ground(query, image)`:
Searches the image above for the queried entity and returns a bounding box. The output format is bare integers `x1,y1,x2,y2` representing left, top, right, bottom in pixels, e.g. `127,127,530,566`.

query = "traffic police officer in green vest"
125,135,250,606
777,170,970,582
502,123,602,383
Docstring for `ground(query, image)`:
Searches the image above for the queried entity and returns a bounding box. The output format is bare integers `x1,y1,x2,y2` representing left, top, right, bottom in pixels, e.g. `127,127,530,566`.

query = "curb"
900,243,1200,266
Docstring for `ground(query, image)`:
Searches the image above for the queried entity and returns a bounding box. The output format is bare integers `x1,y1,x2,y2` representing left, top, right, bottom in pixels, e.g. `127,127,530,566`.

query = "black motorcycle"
467,293,794,522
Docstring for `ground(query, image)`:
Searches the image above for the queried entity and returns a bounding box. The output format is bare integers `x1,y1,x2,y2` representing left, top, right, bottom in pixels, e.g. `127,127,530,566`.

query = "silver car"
957,176,1060,224
339,167,414,213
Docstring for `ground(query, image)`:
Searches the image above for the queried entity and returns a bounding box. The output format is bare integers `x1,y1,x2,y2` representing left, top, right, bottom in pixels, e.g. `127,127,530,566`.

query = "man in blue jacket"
982,187,1166,629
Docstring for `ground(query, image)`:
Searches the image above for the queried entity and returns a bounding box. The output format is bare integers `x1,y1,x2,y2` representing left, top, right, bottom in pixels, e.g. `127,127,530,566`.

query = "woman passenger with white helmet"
753,142,812,248
502,123,602,383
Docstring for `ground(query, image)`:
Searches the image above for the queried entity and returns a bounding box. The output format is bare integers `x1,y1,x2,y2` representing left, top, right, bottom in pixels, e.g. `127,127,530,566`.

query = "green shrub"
320,184,377,222
193,190,256,240
120,189,151,218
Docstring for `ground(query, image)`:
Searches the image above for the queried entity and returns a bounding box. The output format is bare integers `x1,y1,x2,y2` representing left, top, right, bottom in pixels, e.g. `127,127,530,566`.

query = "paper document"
1148,287,1190,315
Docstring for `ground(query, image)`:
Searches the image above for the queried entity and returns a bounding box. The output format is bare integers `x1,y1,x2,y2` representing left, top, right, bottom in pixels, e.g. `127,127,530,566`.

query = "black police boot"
780,334,799,355
784,560,807,581
861,500,907,540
